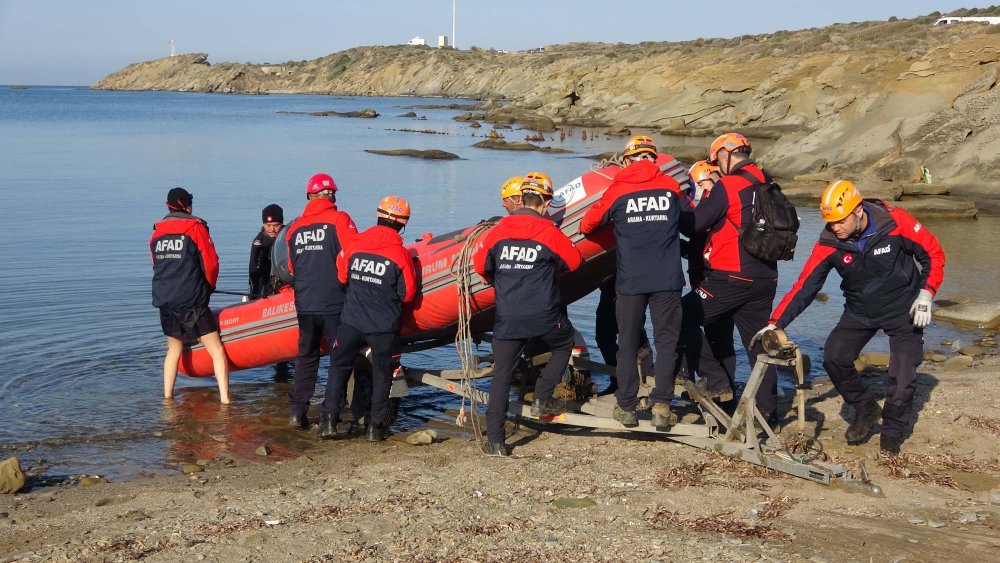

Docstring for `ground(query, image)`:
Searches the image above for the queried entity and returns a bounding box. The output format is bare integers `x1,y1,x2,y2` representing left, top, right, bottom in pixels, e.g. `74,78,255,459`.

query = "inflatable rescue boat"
179,154,689,376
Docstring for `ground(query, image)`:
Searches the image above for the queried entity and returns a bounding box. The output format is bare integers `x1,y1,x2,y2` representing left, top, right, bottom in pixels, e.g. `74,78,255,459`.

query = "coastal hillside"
93,10,1000,204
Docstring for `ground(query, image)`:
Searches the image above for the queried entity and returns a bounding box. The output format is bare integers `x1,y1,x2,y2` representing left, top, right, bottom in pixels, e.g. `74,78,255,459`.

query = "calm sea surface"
0,86,995,483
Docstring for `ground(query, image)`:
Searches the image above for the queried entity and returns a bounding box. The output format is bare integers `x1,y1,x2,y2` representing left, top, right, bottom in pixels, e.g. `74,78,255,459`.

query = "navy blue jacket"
286,198,358,314
338,225,417,334
771,200,946,327
474,209,583,339
150,212,219,309
579,159,687,294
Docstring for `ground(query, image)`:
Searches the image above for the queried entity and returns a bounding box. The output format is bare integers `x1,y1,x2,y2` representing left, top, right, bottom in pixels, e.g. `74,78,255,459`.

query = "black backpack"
732,168,799,261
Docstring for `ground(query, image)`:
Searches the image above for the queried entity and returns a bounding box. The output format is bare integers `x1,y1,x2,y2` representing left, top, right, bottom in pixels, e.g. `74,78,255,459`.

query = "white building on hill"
408,36,426,46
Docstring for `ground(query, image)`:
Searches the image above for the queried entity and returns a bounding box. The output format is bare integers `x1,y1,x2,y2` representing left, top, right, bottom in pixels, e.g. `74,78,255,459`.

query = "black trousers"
676,315,736,381
325,324,401,428
487,319,574,444
290,313,341,418
678,272,778,418
823,311,923,440
615,290,681,411
594,277,651,371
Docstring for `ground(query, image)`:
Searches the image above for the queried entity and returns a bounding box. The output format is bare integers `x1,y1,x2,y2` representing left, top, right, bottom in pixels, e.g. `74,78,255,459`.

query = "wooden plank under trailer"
397,330,883,495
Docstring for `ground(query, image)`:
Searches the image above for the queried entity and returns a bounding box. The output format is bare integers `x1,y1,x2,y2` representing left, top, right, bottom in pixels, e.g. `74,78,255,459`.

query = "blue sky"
0,0,979,85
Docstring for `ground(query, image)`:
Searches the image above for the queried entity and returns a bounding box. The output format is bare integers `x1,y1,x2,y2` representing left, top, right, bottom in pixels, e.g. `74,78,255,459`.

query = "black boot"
482,441,509,457
317,413,343,440
531,397,571,417
289,413,310,430
366,424,388,442
880,434,902,455
845,401,881,445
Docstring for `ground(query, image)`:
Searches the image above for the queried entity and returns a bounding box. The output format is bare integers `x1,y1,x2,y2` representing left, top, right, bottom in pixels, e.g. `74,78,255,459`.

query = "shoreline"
4,356,999,561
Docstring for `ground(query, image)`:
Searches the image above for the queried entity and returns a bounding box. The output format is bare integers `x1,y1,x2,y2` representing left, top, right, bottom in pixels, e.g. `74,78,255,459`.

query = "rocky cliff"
93,15,1000,208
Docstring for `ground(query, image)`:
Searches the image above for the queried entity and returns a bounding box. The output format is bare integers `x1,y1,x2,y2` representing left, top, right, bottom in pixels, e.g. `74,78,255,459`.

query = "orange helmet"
520,172,554,197
307,173,337,195
689,160,720,184
376,195,411,225
820,180,863,222
623,135,657,158
499,176,523,200
708,133,751,164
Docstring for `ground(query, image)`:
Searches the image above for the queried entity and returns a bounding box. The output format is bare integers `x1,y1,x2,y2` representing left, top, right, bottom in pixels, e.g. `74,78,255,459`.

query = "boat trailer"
398,329,882,494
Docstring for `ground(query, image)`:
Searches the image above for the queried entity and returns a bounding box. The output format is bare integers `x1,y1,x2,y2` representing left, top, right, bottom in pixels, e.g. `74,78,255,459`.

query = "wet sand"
3,355,1000,562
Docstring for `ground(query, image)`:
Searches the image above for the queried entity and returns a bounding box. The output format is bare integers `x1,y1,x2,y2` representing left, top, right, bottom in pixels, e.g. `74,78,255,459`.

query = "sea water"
0,86,994,482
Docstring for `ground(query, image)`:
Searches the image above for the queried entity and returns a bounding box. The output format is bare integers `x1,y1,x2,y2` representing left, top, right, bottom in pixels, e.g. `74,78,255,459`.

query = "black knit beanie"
166,187,193,211
262,203,284,224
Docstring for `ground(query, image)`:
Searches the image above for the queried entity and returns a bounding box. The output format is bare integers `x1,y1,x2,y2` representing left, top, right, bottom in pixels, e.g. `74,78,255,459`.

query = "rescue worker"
474,172,583,456
285,173,358,429
676,161,736,388
684,160,721,287
321,196,417,441
759,181,945,453
249,204,284,298
499,176,523,215
580,135,688,430
678,133,779,419
150,187,230,404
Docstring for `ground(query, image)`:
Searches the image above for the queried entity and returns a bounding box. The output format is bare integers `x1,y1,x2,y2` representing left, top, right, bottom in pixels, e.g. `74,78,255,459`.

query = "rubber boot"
366,424,388,442
482,441,509,457
288,413,310,430
317,413,343,440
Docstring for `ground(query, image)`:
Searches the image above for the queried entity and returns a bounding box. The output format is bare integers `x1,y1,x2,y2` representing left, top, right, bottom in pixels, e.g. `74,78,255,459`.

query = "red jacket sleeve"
769,241,835,329
550,226,583,273
891,208,946,295
473,228,498,279
191,222,219,289
337,244,351,285
399,247,417,303
336,211,359,255
580,188,615,235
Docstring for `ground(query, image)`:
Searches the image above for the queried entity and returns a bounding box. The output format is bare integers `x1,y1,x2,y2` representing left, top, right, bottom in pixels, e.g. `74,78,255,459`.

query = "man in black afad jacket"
285,173,358,429
764,180,946,454
150,187,229,404
474,172,583,457
249,204,284,298
580,135,689,430
321,196,417,442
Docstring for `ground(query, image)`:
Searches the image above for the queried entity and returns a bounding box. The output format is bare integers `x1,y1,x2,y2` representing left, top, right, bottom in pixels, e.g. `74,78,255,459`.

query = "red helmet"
306,173,337,195
377,196,411,225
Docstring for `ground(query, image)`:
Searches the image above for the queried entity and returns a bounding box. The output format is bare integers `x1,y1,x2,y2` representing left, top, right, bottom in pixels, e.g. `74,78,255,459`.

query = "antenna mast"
169,40,176,57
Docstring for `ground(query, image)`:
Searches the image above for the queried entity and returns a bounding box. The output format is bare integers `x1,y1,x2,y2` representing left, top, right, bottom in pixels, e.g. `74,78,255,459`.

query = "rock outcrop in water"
92,14,1000,208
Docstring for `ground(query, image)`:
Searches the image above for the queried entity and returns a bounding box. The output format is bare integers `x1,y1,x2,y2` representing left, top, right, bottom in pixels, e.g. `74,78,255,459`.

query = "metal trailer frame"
396,332,882,494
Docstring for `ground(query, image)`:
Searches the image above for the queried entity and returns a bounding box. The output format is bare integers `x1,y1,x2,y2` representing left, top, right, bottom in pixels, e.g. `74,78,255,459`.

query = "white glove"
750,324,777,351
909,289,933,328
